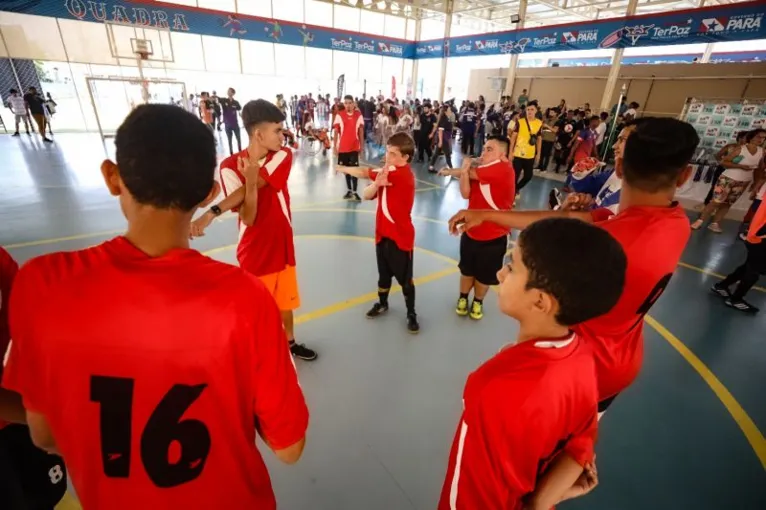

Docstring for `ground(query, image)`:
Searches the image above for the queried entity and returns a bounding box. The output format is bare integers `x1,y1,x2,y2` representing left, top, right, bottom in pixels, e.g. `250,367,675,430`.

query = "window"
165,32,205,71
333,49,358,80
383,15,406,39
275,43,306,77
381,56,401,85
305,0,333,28
334,5,360,31
360,10,385,36
406,18,417,40
238,0,272,17
278,0,304,23
242,40,275,75
420,18,445,40
58,18,117,65
201,35,240,73
359,54,382,82
305,47,333,80
0,12,67,61
197,0,235,12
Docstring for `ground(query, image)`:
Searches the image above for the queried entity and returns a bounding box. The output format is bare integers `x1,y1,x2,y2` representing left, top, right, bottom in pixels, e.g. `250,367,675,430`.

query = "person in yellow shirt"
509,101,542,193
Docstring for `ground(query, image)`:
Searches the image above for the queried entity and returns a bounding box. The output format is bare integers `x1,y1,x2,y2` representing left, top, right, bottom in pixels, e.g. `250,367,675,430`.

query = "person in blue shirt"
460,101,478,155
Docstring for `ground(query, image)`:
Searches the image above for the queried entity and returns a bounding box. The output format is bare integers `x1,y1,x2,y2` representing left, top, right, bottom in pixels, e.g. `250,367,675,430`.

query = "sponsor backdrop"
0,0,764,60
684,99,766,149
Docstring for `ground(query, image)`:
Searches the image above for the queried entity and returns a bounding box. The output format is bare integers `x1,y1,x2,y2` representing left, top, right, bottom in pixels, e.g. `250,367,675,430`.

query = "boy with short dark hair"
440,217,627,510
190,99,317,361
3,104,308,509
438,135,515,320
336,132,420,333
450,116,698,418
333,94,365,201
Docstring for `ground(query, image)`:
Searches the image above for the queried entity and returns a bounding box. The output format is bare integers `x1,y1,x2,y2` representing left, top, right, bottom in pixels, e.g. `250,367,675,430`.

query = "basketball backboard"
104,21,174,67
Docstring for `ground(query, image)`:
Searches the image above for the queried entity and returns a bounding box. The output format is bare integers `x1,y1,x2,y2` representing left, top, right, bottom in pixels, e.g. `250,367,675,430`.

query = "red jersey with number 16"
577,204,690,401
2,237,308,510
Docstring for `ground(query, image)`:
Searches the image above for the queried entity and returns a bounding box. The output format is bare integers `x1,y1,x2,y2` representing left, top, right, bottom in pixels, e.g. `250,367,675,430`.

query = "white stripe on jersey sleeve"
449,420,469,510
220,167,244,197
263,149,288,176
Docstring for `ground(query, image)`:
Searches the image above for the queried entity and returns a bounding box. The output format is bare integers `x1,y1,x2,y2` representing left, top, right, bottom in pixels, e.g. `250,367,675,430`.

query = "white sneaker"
691,219,704,230
708,222,723,233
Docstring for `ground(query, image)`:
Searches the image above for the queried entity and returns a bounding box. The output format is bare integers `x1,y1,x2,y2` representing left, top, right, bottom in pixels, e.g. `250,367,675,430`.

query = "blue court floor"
1,132,765,510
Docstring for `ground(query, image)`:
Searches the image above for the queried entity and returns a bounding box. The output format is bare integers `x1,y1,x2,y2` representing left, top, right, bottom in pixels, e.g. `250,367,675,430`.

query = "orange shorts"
258,265,301,311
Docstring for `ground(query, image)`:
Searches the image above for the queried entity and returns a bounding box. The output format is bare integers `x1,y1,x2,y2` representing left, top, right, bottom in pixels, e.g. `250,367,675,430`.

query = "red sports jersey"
220,148,296,276
439,334,598,510
578,204,690,400
3,237,308,510
467,160,516,241
0,247,19,430
368,165,416,251
333,109,364,153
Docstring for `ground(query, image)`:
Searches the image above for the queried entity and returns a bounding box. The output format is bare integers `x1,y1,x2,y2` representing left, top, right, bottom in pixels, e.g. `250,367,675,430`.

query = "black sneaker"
290,341,317,361
725,298,759,313
352,193,362,202
343,191,353,200
711,284,731,298
548,189,562,210
12,132,19,137
366,303,388,318
43,137,53,143
407,313,420,334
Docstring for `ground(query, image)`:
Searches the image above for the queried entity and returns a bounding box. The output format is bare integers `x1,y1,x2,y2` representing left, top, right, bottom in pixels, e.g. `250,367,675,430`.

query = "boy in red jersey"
438,135,516,320
333,94,365,201
3,105,308,510
190,99,317,361
336,132,420,333
440,218,627,510
447,117,699,410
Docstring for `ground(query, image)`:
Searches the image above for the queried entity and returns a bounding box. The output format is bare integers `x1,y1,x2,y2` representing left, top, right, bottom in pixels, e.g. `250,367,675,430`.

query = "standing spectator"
43,92,56,136
459,101,477,155
276,94,288,126
611,97,628,118
199,92,214,135
595,112,609,156
316,96,328,129
211,91,222,131
24,86,52,143
553,110,576,173
703,131,747,207
412,105,422,154
429,105,454,173
6,88,31,136
418,103,437,163
333,94,364,201
624,102,639,121
474,104,486,157
185,93,196,114
538,111,557,171
693,129,766,233
397,105,414,134
509,102,542,192
220,87,242,155
568,115,601,167
289,95,297,128
517,89,529,108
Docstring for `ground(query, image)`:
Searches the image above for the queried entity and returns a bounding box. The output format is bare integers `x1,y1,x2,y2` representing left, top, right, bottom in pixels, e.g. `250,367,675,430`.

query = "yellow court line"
291,208,447,226
645,315,766,470
4,229,125,250
677,261,766,293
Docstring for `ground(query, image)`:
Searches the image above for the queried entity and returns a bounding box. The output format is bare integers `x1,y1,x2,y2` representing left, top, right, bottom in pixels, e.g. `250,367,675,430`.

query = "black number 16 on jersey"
90,376,211,488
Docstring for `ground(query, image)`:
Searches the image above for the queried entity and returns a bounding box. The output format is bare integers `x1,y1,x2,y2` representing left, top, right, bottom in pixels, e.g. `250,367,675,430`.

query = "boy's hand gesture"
561,193,594,211
190,211,215,238
374,169,391,188
239,156,260,184
558,461,599,503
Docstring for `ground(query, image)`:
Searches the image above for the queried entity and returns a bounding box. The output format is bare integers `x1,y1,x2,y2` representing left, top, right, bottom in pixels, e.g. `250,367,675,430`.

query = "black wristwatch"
210,205,222,216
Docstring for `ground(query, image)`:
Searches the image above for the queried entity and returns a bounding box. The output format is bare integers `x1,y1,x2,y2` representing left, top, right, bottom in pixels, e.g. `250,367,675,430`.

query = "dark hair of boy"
600,112,609,121
736,130,749,140
519,218,627,326
388,132,415,162
622,117,699,193
115,104,216,211
746,128,766,142
527,100,538,109
241,99,285,137
344,94,353,101
486,135,511,157
9,88,17,94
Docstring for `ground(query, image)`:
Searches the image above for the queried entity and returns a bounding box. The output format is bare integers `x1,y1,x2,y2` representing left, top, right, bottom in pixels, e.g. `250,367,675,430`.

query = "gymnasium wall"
467,62,766,116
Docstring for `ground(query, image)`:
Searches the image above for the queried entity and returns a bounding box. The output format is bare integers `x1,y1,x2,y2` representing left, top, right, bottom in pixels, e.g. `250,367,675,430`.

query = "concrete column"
599,0,638,112
410,17,421,99
701,42,714,63
437,0,454,102
503,0,527,99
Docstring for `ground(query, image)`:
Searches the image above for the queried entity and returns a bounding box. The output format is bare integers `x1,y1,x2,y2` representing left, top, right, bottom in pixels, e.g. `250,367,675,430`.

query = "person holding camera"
509,101,542,193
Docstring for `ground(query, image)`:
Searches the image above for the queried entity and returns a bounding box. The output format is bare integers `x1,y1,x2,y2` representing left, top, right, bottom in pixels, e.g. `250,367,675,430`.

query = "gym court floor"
2,133,765,510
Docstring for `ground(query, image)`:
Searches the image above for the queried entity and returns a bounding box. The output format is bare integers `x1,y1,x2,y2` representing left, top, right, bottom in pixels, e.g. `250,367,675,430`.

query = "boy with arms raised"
336,132,420,333
438,135,516,320
3,105,308,509
190,99,317,361
440,218,627,510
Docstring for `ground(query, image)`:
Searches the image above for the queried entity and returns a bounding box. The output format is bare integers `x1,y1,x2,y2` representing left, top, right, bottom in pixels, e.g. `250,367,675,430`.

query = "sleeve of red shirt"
0,248,19,382
250,283,308,450
563,411,597,467
259,148,292,191
475,164,501,184
367,168,378,181
2,259,47,413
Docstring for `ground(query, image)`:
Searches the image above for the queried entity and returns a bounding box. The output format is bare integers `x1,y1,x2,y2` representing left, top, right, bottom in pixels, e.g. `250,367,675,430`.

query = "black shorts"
376,237,414,287
459,233,507,286
338,151,359,166
597,394,619,413
0,424,68,509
